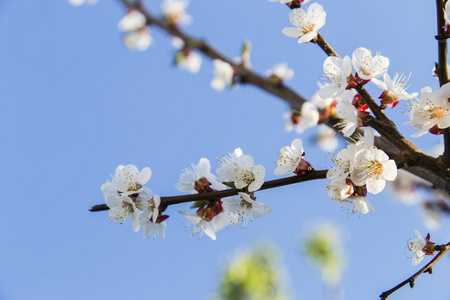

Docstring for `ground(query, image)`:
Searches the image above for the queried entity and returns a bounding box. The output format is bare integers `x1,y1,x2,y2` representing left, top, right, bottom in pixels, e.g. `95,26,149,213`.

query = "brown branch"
111,1,450,197
379,242,450,299
119,0,308,110
90,170,328,212
436,0,450,164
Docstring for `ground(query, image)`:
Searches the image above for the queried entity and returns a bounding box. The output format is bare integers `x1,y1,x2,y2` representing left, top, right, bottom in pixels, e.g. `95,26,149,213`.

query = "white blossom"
274,138,304,175
326,178,353,201
371,73,417,108
210,59,234,91
407,230,428,266
327,144,358,181
311,86,335,109
339,196,375,214
176,158,226,193
123,29,152,51
161,0,192,26
444,1,450,24
139,194,167,239
282,3,326,44
266,62,294,82
295,102,319,133
118,10,146,32
405,84,450,137
316,125,338,152
350,148,397,194
335,90,359,137
352,47,389,80
217,148,266,192
222,193,272,227
105,193,141,232
178,209,236,240
101,164,152,196
320,56,352,99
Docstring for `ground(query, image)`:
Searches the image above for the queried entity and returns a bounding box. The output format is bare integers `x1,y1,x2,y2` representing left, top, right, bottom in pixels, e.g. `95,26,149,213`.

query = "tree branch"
112,0,450,198
120,0,308,110
379,242,450,299
90,170,328,212
436,0,450,164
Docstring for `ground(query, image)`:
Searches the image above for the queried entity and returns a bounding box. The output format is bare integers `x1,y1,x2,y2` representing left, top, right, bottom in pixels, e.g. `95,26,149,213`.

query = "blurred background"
1,0,449,299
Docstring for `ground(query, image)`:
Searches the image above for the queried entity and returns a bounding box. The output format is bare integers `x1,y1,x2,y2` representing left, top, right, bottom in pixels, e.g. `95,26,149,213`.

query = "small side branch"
314,33,387,122
119,0,308,110
90,170,328,212
379,243,450,299
436,0,450,164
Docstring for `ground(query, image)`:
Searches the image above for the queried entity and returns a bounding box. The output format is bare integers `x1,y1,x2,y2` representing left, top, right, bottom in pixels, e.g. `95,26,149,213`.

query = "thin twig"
90,169,328,211
379,242,450,299
436,0,450,164
112,0,450,196
120,0,308,110
314,33,387,122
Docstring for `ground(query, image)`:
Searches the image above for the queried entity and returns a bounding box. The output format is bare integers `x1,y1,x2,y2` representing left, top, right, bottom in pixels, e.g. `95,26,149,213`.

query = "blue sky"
1,0,450,299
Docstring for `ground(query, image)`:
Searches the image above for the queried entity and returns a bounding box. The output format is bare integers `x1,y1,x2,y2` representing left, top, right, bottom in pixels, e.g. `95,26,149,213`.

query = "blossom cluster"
326,129,397,214
101,139,318,240
101,165,167,239
177,149,271,240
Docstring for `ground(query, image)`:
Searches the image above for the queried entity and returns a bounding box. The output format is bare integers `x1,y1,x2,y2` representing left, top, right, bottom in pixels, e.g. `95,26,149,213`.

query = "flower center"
303,23,314,34
429,106,443,119
240,170,255,185
365,160,383,176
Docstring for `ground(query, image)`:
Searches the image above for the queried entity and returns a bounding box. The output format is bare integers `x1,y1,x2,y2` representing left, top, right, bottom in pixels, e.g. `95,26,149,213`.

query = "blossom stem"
111,0,450,200
314,34,387,122
119,0,308,110
90,170,328,212
435,0,450,164
379,242,450,299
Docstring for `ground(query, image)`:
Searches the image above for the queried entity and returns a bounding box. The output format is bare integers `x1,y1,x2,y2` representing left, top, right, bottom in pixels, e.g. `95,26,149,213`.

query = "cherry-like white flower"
407,230,435,266
351,148,397,194
295,102,319,133
326,178,354,201
444,1,450,24
371,73,417,108
161,0,192,26
210,59,234,91
123,28,152,51
316,125,338,152
266,63,294,83
320,56,352,99
141,218,166,239
343,196,374,214
222,193,272,227
105,193,141,232
171,37,202,73
274,138,308,175
139,195,168,239
282,3,326,44
311,86,335,109
176,50,202,73
405,84,450,137
217,148,266,192
68,0,98,6
335,90,359,137
178,209,236,240
327,144,358,181
176,158,226,193
118,10,147,32
352,47,389,80
102,164,152,196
